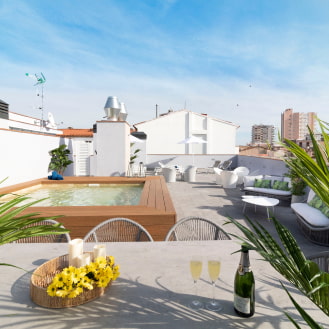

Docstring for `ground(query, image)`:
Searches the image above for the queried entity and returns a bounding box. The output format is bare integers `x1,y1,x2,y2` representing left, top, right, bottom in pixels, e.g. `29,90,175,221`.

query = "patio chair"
219,160,232,170
205,160,221,174
153,161,166,175
221,170,238,188
214,167,223,185
183,166,197,182
233,166,250,185
163,167,176,182
308,251,329,273
83,217,154,242
14,219,71,243
165,216,231,241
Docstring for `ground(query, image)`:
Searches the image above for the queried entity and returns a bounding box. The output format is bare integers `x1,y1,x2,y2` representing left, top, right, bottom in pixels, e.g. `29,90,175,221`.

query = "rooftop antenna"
25,72,46,131
155,104,159,118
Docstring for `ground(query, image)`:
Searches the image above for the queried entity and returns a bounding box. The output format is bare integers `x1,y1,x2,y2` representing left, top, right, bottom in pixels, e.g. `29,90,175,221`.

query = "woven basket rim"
30,253,111,308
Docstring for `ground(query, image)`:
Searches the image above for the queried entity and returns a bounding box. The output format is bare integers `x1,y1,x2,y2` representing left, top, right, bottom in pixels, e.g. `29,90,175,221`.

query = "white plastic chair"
233,167,250,185
163,167,176,182
221,170,238,188
184,166,197,182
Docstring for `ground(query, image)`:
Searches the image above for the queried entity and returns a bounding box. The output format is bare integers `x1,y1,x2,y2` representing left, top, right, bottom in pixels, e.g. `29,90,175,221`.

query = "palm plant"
0,179,69,268
226,118,329,328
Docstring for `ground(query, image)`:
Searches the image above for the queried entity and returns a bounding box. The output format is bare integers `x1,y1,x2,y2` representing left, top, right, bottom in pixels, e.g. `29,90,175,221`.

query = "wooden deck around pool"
2,176,177,241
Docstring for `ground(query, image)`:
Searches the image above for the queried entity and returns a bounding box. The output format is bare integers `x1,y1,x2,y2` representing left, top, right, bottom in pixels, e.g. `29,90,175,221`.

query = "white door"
75,141,91,176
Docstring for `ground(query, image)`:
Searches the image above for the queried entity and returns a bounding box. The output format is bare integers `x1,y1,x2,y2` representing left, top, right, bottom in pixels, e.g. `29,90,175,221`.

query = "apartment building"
251,124,275,145
281,108,316,140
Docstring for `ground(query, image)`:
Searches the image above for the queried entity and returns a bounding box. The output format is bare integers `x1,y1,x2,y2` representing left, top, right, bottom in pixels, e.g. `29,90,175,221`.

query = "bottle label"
234,294,250,314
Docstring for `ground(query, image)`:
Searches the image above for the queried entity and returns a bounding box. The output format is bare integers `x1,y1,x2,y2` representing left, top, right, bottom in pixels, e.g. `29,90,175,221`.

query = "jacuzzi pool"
14,183,143,206
1,176,176,241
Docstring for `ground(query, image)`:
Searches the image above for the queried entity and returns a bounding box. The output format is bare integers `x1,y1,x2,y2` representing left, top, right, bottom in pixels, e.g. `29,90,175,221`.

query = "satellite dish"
46,112,57,129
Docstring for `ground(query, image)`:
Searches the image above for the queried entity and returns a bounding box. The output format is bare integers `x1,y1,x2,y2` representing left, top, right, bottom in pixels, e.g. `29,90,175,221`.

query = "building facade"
134,109,239,155
281,108,316,140
251,124,275,145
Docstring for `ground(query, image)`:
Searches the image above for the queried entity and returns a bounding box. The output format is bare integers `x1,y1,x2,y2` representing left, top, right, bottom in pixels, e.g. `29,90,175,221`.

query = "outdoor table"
242,195,280,217
0,241,327,329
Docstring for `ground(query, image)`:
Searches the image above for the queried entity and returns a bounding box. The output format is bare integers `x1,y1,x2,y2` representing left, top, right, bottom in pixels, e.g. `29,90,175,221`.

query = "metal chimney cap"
104,96,120,110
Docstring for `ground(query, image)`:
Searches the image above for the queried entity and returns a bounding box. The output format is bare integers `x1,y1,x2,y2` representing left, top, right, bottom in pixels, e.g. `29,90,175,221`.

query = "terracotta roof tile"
59,128,93,137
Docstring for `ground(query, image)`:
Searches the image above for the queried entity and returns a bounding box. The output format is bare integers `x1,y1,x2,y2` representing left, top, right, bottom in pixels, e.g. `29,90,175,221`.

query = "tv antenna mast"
25,72,46,131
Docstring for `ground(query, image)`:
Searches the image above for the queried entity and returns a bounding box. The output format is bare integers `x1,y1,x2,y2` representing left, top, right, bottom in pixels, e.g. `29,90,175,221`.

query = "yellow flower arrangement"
47,256,120,298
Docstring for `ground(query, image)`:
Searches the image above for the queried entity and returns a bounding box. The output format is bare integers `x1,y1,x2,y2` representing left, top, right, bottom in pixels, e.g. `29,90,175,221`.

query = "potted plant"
48,144,73,176
284,158,307,203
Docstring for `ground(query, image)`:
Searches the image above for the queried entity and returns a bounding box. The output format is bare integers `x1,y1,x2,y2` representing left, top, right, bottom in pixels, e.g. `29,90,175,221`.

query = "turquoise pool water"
16,184,143,206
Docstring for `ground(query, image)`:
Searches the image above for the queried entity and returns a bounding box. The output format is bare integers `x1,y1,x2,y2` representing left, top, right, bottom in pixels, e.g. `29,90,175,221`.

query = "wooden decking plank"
159,176,176,213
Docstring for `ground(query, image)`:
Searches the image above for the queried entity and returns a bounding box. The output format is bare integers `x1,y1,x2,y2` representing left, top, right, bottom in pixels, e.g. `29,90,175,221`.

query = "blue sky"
1,0,329,145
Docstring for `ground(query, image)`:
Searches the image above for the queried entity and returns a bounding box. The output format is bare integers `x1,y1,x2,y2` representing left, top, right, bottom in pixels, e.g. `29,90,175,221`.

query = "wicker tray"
30,253,111,308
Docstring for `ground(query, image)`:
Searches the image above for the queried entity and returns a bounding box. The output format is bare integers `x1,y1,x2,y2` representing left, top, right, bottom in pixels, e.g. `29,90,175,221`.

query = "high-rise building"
251,124,275,145
281,108,316,140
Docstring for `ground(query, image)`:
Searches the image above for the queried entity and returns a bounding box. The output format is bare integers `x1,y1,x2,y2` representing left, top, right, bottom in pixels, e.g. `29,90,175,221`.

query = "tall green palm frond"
0,192,69,246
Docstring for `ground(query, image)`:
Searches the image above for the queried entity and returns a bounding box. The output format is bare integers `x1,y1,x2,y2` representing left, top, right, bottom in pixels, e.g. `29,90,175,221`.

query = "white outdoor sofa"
242,174,292,204
291,189,329,246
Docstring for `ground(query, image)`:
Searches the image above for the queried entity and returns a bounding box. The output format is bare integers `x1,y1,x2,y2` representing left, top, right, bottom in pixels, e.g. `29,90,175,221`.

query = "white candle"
68,238,83,267
93,244,106,259
76,253,91,267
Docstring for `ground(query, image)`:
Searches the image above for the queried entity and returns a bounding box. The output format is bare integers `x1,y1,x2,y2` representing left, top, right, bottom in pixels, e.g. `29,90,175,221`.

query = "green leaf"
282,284,325,329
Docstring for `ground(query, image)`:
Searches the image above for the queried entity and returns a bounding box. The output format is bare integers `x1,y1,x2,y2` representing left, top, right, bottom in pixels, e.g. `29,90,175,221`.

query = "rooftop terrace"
167,172,328,256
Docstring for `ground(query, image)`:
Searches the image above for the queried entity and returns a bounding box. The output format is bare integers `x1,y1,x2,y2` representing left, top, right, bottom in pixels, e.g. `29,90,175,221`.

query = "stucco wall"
135,110,238,155
0,129,61,187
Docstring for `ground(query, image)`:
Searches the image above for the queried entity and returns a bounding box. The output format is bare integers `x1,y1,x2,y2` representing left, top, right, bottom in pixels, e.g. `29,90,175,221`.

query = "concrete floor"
167,173,328,257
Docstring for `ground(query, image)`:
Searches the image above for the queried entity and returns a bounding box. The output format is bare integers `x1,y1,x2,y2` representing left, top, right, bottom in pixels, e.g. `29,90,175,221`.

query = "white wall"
135,110,238,155
8,112,63,135
136,111,188,154
91,121,130,176
0,129,60,187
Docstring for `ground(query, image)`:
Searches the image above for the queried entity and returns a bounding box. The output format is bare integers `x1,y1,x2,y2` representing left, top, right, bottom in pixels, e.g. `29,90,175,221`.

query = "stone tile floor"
167,173,328,257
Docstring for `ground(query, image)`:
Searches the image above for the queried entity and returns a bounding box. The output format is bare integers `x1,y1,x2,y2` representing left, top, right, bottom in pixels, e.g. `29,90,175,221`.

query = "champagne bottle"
234,244,255,317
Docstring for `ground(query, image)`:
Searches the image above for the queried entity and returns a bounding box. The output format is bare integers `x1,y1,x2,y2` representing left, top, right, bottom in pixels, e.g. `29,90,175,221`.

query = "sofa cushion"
308,194,329,217
291,202,329,227
264,175,282,185
243,175,263,187
244,186,291,196
308,195,323,209
272,180,290,191
254,178,271,188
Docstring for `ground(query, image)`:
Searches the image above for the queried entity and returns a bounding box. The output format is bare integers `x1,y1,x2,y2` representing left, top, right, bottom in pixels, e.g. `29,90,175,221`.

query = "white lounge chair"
219,160,232,170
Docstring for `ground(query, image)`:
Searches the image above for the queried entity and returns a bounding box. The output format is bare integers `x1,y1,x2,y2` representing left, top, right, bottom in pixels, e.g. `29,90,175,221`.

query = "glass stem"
212,281,216,303
194,280,198,301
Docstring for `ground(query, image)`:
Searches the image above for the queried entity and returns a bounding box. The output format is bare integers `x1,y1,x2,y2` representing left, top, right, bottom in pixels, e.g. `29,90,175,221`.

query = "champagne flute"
189,257,203,310
206,258,223,311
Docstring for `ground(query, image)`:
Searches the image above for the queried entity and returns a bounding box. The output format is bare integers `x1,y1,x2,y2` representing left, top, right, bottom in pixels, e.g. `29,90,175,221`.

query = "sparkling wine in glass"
189,258,203,310
206,259,223,311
